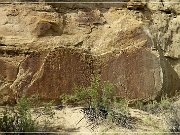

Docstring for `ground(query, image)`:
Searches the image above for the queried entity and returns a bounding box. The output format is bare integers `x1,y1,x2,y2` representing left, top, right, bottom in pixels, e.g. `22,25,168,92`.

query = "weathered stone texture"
100,48,163,101
0,2,180,104
10,48,93,100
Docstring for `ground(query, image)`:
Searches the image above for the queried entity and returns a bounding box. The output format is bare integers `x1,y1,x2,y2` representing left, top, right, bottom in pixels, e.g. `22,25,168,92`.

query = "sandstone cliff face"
0,1,180,104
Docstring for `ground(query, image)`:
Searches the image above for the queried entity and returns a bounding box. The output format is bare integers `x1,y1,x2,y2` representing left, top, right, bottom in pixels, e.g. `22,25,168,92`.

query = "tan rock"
0,3,179,104
31,20,61,37
0,56,24,104
0,4,63,38
63,9,105,35
165,16,180,59
147,0,180,14
127,0,147,10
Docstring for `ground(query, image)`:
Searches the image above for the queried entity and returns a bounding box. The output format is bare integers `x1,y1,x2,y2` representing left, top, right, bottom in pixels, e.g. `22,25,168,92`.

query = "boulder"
0,4,63,38
11,48,93,100
0,3,179,104
93,17,163,101
100,48,163,101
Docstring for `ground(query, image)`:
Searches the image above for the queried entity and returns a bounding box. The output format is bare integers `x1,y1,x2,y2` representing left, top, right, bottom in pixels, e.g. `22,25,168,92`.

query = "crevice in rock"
160,9,177,15
153,31,180,100
0,48,35,57
74,41,83,48
0,43,7,47
160,0,164,7
164,55,180,60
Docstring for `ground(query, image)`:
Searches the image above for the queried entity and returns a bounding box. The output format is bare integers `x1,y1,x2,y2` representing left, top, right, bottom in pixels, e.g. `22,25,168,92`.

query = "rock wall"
0,0,180,104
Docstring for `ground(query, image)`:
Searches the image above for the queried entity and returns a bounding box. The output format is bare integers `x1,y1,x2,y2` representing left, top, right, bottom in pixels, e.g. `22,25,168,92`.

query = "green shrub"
60,77,113,108
134,100,144,111
101,82,115,111
60,77,100,107
60,77,136,129
0,96,55,132
0,96,38,132
134,95,172,114
112,98,129,115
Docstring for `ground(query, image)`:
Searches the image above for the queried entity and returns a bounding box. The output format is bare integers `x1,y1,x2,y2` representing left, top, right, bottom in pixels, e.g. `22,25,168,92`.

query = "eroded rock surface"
0,1,180,104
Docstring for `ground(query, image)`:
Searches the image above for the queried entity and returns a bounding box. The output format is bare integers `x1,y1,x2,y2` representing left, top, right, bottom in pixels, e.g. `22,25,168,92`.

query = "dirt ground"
31,106,169,135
